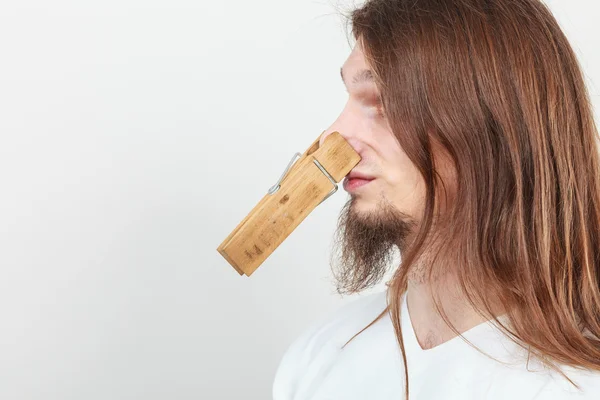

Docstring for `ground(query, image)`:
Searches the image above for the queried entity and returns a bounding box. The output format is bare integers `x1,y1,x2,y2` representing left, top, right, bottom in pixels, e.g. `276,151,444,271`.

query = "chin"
349,195,380,215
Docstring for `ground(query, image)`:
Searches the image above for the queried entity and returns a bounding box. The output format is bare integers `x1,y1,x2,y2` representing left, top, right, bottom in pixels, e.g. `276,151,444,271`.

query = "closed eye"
373,96,385,117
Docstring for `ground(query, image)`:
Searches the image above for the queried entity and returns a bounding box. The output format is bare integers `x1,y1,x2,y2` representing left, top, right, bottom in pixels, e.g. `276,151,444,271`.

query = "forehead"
340,41,377,90
346,40,368,68
342,41,369,75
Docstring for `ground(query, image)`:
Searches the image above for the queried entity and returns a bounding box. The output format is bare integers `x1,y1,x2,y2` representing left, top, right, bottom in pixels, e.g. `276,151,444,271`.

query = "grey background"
0,1,598,399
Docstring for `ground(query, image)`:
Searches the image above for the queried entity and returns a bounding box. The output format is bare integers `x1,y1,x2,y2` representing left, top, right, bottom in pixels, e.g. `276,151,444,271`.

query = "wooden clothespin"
217,131,361,276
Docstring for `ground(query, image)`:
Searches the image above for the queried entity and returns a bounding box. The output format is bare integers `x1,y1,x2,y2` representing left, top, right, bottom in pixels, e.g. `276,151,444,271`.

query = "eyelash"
348,91,386,117
374,99,385,118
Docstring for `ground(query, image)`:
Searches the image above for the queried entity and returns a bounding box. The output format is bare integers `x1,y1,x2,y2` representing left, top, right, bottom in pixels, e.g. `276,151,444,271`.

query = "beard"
330,194,417,295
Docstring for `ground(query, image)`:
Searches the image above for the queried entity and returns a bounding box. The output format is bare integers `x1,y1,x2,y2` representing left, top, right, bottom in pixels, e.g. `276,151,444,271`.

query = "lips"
346,171,375,181
343,171,376,192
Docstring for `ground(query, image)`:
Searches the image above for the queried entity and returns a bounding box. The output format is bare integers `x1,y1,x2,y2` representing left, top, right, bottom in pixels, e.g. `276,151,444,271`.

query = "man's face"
319,40,426,224
320,40,428,293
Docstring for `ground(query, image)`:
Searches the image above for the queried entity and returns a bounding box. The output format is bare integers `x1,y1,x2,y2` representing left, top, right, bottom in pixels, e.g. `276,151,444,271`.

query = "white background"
0,1,598,399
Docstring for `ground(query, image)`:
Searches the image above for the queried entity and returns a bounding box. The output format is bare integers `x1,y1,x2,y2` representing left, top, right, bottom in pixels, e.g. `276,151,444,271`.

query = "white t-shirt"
272,289,600,399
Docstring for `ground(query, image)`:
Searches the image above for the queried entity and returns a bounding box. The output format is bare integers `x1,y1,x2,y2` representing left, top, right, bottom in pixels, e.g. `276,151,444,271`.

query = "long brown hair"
335,0,600,398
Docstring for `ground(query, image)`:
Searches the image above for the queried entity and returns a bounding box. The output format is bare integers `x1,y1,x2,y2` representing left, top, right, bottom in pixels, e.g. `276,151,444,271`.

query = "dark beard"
330,195,417,295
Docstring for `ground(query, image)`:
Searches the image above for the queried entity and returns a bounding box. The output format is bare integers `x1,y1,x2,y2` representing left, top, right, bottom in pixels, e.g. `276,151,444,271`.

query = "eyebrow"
340,67,375,87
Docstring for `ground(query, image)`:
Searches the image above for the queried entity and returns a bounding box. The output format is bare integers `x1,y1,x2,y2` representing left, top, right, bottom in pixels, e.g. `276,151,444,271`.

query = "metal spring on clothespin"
267,152,338,204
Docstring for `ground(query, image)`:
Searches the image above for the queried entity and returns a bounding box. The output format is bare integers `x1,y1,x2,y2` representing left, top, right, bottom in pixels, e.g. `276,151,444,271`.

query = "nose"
318,129,335,147
318,119,361,152
318,99,366,155
318,129,362,157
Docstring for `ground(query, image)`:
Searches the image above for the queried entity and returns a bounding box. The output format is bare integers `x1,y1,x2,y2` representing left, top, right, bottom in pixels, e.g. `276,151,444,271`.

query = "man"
273,0,600,399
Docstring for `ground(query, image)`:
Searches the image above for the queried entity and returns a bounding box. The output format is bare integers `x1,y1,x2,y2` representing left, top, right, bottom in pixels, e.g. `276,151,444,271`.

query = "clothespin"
217,131,361,276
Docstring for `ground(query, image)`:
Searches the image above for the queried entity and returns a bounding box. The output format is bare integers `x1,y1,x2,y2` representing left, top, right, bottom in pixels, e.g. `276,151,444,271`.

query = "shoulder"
535,365,600,399
278,289,387,361
272,289,388,398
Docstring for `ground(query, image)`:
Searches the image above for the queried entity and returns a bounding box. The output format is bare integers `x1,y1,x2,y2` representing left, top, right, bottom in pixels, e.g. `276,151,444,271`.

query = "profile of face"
320,40,430,293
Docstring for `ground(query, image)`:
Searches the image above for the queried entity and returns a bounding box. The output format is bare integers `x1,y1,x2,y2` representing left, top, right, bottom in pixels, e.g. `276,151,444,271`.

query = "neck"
405,276,503,350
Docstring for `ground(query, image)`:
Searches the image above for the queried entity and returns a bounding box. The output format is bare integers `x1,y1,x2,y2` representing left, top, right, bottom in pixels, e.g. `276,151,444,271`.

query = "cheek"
379,140,421,190
376,132,411,169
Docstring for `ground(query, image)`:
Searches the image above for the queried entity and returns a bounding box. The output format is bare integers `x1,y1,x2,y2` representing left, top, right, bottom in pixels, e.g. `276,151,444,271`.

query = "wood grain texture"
217,132,360,276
